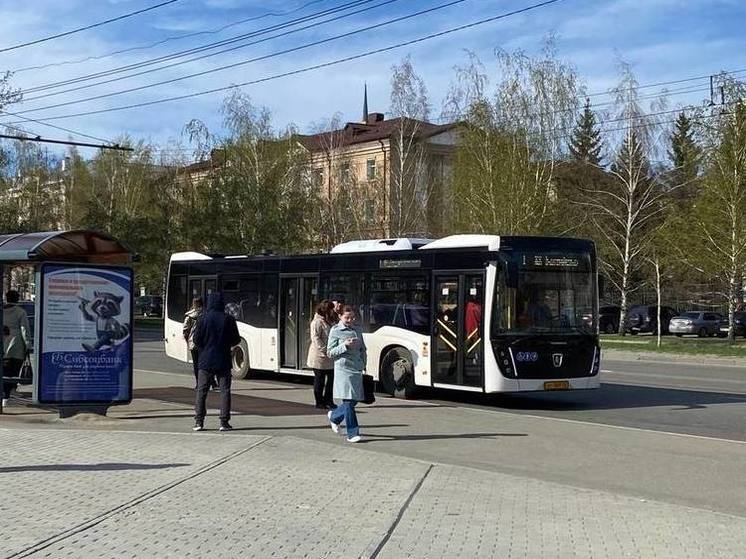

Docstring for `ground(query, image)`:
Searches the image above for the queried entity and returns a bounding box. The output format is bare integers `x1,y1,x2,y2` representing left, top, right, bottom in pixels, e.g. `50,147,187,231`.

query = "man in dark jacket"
192,292,241,431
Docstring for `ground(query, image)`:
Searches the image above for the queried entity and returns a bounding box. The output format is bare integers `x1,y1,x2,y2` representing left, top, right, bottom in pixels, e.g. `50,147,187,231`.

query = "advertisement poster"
35,264,133,405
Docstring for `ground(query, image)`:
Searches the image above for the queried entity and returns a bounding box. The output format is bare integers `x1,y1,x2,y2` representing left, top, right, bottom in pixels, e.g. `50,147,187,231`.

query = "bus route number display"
520,254,584,270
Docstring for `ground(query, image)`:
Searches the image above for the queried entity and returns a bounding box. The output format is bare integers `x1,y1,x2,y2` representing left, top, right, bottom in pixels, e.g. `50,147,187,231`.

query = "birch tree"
186,91,315,256
579,63,670,334
683,89,746,342
388,56,432,236
445,41,581,234
0,139,62,232
308,113,352,249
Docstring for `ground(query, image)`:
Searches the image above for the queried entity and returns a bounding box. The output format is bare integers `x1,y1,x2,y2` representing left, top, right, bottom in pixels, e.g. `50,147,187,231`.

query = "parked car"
599,305,621,334
669,311,723,337
136,295,163,317
624,305,678,335
717,311,746,338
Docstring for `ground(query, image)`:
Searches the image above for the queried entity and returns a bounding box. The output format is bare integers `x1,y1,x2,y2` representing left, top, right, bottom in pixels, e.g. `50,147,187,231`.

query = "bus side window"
321,273,365,326
261,274,279,328
167,274,188,321
369,274,430,334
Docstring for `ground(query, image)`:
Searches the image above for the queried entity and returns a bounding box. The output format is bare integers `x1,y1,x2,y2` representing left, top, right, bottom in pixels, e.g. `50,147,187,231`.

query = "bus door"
432,273,484,388
189,276,217,304
279,276,319,369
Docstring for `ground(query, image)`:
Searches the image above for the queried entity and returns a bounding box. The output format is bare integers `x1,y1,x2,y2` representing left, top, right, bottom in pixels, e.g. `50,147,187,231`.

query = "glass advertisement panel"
35,264,133,405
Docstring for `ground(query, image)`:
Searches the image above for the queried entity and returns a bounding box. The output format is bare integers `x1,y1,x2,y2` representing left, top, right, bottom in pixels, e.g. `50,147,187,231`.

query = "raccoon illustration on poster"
78,291,130,352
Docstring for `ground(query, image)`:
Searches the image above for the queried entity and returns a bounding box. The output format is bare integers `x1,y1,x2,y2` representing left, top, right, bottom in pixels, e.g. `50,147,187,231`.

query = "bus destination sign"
521,254,583,269
380,259,421,269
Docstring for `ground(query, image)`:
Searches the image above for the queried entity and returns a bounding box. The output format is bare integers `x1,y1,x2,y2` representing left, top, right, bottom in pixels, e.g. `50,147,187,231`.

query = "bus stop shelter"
0,230,134,415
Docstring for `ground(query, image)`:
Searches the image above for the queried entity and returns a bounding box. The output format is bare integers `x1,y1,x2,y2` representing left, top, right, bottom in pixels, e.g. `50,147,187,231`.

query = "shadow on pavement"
419,383,746,412
359,432,527,442
233,386,308,391
367,403,451,409
225,423,411,432
0,462,190,473
134,387,318,416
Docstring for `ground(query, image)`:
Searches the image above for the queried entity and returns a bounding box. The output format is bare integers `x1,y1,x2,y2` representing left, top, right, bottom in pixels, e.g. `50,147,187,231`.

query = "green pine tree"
667,112,701,200
568,98,603,166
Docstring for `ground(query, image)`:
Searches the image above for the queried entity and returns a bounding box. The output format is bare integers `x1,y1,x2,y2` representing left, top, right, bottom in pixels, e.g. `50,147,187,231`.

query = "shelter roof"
0,230,133,264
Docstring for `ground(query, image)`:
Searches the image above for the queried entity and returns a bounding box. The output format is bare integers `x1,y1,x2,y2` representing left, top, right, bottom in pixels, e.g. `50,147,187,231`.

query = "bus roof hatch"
330,238,433,254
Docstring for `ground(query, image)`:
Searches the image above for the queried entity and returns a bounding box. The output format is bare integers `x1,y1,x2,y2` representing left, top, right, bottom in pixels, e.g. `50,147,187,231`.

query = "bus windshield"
494,251,596,335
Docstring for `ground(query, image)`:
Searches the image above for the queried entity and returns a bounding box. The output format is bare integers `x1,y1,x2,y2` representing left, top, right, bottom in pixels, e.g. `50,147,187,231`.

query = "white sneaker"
1,399,8,408
327,410,339,434
346,435,362,443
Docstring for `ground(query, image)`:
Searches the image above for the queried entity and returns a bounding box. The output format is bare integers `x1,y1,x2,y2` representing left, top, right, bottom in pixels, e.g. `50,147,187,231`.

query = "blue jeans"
330,399,359,437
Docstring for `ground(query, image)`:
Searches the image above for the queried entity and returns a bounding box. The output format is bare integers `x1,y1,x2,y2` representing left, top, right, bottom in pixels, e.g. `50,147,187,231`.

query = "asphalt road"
135,328,746,443
129,328,746,517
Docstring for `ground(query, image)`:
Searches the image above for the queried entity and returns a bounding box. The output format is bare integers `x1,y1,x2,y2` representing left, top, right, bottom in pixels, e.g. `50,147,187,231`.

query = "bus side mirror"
598,275,605,295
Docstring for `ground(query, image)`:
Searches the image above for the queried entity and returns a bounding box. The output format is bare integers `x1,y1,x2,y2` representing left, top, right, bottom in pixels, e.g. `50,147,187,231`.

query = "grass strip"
601,334,746,358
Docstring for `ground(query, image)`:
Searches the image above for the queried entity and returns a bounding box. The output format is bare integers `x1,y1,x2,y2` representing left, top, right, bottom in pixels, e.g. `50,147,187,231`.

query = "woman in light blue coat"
326,306,366,443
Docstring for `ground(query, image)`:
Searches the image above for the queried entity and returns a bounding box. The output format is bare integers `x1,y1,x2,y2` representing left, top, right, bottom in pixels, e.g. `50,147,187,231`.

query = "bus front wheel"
380,348,417,399
231,339,252,379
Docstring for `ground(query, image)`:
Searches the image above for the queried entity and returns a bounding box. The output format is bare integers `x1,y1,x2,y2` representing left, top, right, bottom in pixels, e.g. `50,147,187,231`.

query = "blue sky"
0,0,744,158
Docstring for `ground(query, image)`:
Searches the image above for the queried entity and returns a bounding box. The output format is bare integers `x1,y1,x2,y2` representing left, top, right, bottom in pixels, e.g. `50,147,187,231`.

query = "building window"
338,162,351,183
366,158,376,180
312,168,323,187
364,200,375,223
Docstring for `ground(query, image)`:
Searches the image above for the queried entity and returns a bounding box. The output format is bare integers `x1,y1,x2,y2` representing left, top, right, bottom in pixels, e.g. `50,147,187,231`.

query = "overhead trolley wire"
0,133,133,151
19,0,382,95
10,0,330,74
430,73,746,125
0,0,182,54
10,0,657,125
0,120,128,150
15,0,486,116
0,108,114,144
19,0,407,105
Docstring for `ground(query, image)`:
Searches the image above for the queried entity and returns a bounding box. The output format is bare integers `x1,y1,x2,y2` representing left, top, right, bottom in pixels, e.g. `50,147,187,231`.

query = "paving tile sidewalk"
3,429,746,559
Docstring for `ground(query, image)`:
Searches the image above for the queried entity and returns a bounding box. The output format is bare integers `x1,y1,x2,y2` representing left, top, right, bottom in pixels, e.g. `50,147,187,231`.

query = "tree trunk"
655,258,662,348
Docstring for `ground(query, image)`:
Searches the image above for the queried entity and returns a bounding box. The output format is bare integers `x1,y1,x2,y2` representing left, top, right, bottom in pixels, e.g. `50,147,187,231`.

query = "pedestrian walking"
307,300,337,409
326,306,366,443
332,298,345,320
192,292,241,432
2,290,30,407
183,297,217,390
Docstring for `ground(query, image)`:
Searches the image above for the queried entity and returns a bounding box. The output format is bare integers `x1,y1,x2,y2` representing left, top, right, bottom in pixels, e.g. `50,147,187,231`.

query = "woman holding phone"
326,305,366,443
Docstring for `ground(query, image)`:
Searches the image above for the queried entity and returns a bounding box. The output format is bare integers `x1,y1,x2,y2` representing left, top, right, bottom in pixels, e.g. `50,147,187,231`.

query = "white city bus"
164,235,600,396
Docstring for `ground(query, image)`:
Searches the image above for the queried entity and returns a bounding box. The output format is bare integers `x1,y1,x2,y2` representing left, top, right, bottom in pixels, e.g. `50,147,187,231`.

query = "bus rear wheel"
380,347,417,399
231,339,252,379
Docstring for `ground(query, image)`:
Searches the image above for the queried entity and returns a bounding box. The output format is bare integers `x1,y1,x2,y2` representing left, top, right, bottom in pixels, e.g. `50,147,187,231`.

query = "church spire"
362,82,368,123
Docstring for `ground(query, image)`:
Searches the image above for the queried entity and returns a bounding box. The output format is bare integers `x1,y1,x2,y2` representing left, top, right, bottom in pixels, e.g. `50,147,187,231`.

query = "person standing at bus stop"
326,306,366,443
307,300,337,410
183,297,217,391
2,290,30,407
192,292,240,432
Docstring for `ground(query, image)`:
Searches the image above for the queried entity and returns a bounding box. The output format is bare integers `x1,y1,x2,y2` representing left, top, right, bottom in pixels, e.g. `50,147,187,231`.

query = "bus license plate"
544,381,570,390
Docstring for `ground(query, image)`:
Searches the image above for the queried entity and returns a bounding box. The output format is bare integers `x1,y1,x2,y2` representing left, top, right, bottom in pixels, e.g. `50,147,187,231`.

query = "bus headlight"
498,349,516,377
